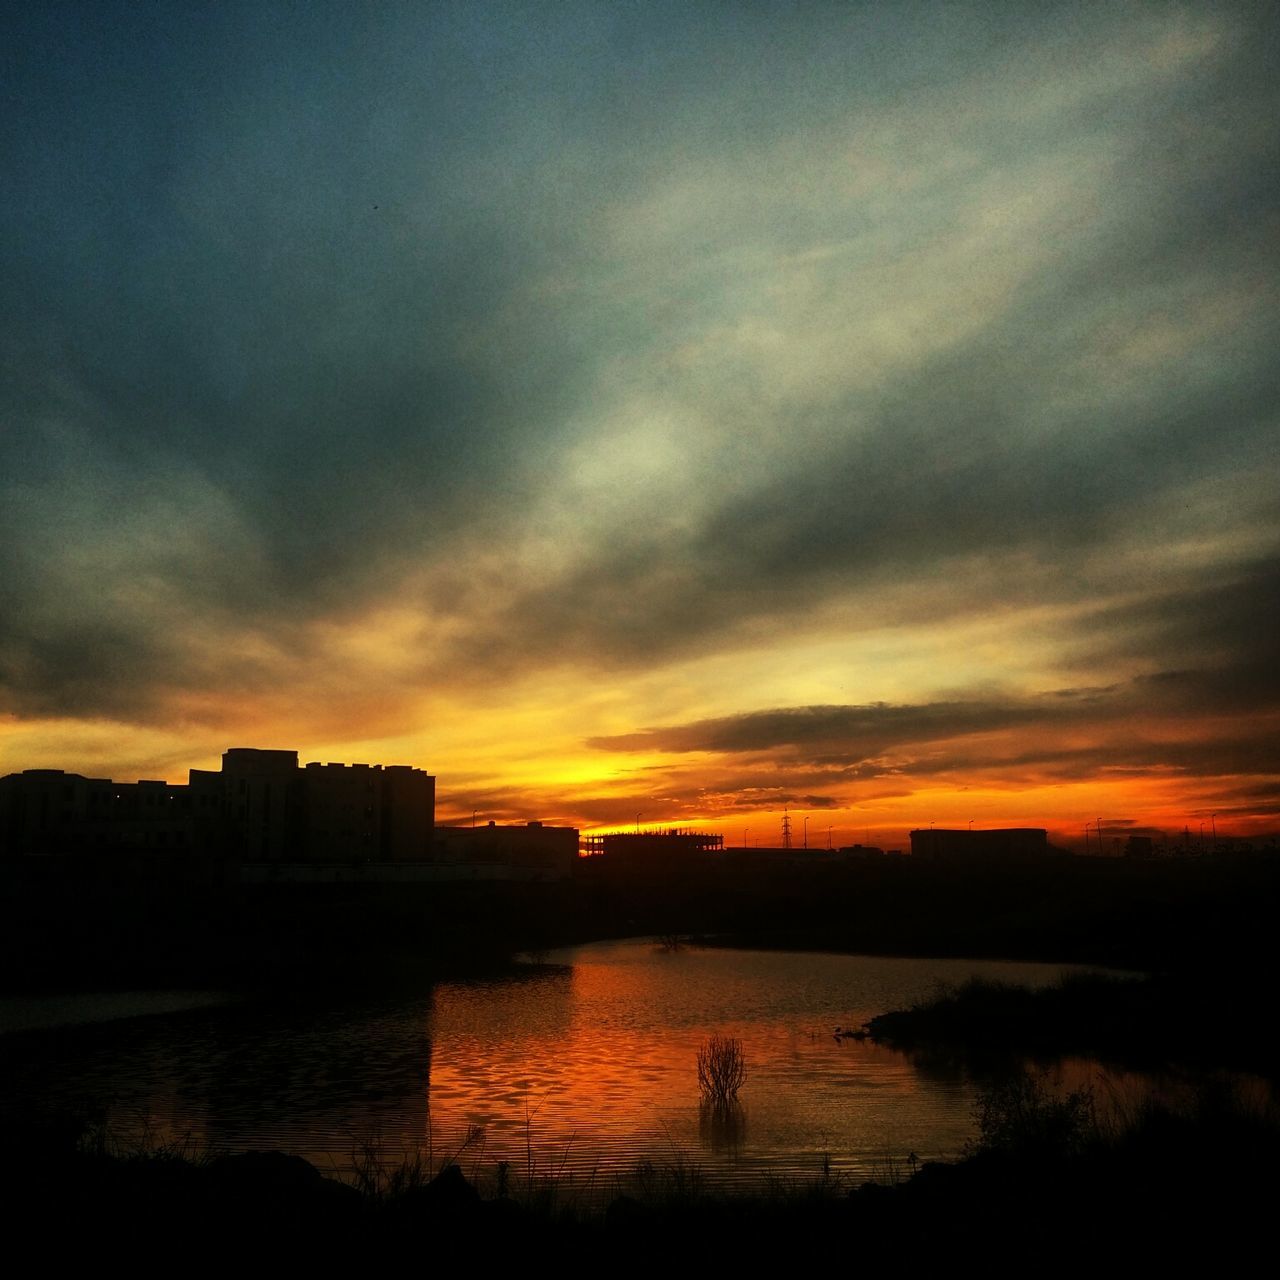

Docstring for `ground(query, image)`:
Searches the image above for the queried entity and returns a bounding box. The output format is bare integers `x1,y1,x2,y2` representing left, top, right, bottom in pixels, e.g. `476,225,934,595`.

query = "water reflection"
699,1101,746,1156
1,941,1105,1188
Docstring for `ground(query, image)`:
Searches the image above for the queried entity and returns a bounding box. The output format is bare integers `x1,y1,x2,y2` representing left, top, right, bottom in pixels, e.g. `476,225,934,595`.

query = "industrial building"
909,827,1049,861
581,829,724,861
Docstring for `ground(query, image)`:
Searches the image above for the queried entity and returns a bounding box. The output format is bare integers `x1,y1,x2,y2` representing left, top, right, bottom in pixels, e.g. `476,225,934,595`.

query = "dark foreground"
7,851,1278,1263
7,1082,1276,1265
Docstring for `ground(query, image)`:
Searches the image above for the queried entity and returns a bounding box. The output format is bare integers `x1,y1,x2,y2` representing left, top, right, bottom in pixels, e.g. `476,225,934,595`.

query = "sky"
3,1,1278,851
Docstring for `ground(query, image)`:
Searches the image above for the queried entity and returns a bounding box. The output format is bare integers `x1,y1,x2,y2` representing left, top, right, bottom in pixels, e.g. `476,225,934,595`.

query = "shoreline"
7,1079,1277,1261
5,852,1278,996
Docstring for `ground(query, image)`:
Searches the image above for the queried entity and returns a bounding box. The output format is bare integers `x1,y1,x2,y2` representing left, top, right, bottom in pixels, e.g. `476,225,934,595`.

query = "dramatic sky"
4,1,1278,850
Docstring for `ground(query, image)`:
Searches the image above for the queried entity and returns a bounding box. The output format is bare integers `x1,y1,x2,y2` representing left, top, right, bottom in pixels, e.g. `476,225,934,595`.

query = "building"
434,820,579,878
1125,835,1155,859
909,828,1050,861
0,770,202,857
1,748,435,864
581,829,724,862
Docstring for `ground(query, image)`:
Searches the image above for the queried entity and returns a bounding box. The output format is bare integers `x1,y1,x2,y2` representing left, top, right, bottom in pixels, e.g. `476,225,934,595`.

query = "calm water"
1,941,1115,1191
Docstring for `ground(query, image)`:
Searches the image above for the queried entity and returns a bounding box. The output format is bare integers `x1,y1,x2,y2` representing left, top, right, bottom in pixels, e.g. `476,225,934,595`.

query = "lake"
1,941,1114,1192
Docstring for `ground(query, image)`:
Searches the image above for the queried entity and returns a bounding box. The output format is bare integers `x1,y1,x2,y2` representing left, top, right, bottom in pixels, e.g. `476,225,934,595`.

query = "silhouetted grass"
5,1083,1278,1264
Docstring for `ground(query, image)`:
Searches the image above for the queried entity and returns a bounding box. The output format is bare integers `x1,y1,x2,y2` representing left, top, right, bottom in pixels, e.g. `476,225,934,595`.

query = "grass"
6,1079,1280,1265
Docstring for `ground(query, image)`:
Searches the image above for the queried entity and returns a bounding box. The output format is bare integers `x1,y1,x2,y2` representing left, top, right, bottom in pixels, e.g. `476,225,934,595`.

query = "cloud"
587,699,1056,756
1,0,1278,848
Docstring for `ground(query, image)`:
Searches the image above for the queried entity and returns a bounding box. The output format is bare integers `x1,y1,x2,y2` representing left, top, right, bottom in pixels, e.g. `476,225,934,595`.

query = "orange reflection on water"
416,942,1082,1189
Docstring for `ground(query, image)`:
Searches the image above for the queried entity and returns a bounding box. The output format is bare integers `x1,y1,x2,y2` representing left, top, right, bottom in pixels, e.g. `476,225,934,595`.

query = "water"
1,941,1108,1191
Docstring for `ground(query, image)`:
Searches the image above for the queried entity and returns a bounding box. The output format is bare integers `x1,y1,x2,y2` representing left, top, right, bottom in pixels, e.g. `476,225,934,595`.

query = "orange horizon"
5,731,1272,854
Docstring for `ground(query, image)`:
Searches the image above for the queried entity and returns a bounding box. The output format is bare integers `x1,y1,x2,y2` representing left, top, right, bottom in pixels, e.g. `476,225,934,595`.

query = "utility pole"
802,816,809,849
781,806,792,850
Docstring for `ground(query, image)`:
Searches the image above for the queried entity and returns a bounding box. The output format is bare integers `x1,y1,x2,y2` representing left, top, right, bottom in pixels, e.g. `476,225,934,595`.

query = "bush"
697,1035,746,1105
970,1072,1098,1159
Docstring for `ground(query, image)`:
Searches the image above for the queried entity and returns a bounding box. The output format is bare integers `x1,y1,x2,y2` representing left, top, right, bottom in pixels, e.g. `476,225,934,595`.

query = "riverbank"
7,1080,1276,1263
865,971,1280,1080
4,852,1278,995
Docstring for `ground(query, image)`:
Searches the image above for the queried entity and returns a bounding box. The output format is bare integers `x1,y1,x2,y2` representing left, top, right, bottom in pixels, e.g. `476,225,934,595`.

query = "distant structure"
781,807,792,850
434,820,578,878
581,828,724,861
1,748,435,864
909,828,1049,861
837,844,886,859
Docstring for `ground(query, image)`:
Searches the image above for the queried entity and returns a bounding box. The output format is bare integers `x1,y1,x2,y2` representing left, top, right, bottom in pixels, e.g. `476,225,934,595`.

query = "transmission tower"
781,806,792,850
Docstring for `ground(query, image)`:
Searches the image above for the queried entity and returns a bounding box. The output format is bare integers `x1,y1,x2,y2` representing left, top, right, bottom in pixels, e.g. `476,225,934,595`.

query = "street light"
743,827,750,849
803,816,809,849
1211,813,1218,847
635,812,643,833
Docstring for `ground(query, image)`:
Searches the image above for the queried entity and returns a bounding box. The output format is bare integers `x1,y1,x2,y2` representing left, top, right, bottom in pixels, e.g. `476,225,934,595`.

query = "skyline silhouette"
3,744,1272,858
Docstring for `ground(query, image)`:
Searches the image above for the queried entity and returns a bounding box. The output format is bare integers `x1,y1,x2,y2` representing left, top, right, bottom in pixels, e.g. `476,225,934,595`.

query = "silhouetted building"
581,829,724,861
1,748,435,863
214,748,302,860
909,828,1049,861
727,845,847,866
838,844,886,859
213,749,435,863
0,770,200,856
434,820,578,878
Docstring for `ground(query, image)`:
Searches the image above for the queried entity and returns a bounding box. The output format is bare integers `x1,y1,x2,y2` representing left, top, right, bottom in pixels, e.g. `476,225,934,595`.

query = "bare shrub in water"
697,1035,747,1104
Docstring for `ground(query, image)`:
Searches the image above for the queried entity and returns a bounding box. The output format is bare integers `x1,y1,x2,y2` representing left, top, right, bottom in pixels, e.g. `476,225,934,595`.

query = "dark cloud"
800,795,840,809
2,1,1279,750
430,240,1280,691
544,543,1280,821
587,699,1053,756
1077,558,1280,711
585,655,1280,799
